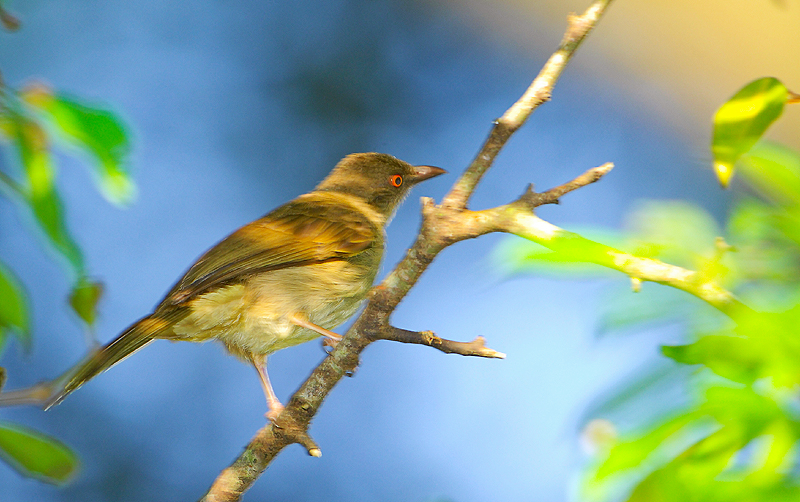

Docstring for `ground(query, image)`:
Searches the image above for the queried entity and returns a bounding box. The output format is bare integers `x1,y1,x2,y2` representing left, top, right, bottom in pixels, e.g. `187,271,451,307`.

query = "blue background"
0,1,725,500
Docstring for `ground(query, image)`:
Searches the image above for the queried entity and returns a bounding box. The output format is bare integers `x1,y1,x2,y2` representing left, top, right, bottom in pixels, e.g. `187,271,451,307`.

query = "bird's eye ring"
389,174,403,187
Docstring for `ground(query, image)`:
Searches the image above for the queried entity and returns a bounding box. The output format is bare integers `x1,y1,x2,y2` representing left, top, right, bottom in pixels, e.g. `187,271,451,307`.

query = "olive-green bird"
0,153,445,418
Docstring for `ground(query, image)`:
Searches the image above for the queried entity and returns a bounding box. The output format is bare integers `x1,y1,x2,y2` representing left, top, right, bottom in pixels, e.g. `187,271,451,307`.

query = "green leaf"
598,284,726,338
580,362,692,430
662,336,762,384
738,143,800,209
0,421,79,485
624,201,721,270
69,277,104,326
627,426,745,502
732,308,800,388
9,111,85,275
701,386,782,433
0,261,31,352
711,77,789,187
591,411,702,483
625,466,693,502
746,419,796,483
21,84,136,206
662,307,800,387
725,199,800,310
597,285,682,335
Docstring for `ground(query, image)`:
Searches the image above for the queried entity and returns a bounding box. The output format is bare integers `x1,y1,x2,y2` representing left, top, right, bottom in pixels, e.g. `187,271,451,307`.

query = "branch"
497,209,749,316
200,2,619,500
441,0,613,210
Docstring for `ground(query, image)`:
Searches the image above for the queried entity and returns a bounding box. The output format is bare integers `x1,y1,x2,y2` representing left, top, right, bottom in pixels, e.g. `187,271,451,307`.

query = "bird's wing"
158,198,379,308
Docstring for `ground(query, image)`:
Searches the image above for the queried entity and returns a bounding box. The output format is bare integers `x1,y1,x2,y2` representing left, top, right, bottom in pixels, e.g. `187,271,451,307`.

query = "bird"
0,152,445,419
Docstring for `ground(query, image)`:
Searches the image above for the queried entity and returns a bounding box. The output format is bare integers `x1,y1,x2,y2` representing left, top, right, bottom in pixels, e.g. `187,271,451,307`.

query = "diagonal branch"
200,2,618,500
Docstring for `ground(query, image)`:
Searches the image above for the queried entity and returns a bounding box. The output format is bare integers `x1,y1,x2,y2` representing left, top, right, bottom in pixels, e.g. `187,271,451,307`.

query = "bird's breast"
171,255,378,358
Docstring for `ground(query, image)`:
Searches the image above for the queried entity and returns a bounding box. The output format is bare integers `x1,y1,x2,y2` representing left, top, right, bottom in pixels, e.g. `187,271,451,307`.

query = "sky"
455,0,800,152
0,0,729,500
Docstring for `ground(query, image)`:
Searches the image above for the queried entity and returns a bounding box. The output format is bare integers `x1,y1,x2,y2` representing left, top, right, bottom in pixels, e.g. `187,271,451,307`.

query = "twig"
380,328,507,359
541,162,614,202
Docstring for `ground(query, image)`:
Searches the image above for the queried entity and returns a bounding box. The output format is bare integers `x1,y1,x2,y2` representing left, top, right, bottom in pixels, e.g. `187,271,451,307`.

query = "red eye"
389,174,403,187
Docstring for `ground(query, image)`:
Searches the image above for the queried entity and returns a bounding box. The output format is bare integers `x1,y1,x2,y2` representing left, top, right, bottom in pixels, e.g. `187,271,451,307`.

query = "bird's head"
316,152,446,218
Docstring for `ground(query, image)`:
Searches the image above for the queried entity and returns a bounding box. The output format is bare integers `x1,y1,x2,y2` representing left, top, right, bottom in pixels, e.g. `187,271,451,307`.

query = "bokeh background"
0,0,797,500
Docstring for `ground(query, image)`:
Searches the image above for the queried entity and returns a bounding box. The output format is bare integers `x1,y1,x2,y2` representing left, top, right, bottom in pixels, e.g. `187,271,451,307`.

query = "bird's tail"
0,314,178,410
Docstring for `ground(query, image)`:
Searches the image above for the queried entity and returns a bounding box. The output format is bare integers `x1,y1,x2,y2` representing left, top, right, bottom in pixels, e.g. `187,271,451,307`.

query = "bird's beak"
410,165,447,184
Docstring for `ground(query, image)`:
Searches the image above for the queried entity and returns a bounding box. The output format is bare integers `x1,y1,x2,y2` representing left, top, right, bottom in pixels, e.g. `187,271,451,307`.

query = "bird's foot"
265,401,285,423
322,336,339,353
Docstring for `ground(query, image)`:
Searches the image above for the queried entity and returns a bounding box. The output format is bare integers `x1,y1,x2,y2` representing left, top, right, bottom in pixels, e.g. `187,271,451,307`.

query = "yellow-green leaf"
624,200,721,270
701,386,782,434
739,143,800,209
0,421,79,485
711,77,789,188
69,277,104,326
661,336,761,384
0,261,31,352
9,112,85,274
590,412,701,483
627,427,743,502
21,84,136,206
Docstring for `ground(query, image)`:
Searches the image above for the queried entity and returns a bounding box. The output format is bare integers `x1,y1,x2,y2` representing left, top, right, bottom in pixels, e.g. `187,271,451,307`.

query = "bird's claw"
265,402,285,423
322,337,339,353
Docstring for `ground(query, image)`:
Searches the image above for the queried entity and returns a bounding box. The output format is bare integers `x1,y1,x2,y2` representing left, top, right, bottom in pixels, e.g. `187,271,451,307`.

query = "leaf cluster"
0,75,134,483
497,79,800,501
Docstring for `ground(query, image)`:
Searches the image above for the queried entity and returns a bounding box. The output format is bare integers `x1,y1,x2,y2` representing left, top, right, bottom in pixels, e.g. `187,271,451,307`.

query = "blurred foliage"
0,81,134,333
0,1,19,32
20,84,136,206
0,13,135,483
0,261,29,355
496,88,800,499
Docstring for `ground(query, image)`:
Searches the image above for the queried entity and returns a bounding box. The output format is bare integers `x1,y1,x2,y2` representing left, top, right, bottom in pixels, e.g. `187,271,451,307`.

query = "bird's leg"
288,313,342,350
252,356,284,421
